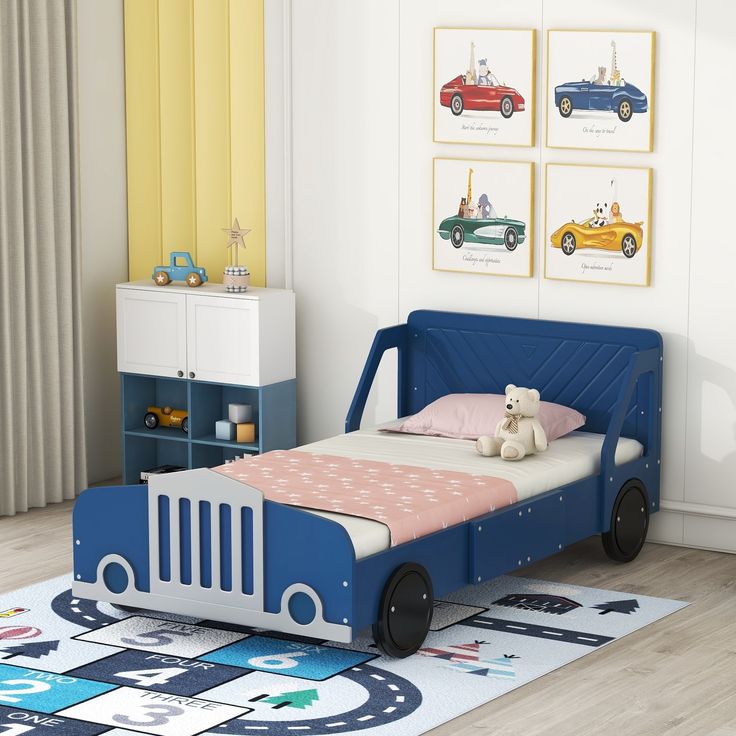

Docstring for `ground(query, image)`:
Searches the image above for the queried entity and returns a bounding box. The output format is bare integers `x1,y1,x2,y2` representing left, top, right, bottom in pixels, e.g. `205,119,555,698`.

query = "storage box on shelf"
117,281,296,484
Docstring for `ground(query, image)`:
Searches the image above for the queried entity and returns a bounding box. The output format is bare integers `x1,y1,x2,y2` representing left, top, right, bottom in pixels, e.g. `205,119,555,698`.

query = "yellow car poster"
544,163,652,286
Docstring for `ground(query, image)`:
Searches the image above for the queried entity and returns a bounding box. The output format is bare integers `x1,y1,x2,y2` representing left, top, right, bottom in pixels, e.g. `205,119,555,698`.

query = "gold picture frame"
433,157,535,279
433,27,536,148
543,162,653,287
545,29,656,153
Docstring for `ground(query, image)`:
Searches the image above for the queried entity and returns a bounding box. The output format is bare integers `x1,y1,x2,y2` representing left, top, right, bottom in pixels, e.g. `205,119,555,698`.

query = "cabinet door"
116,289,187,378
186,294,260,385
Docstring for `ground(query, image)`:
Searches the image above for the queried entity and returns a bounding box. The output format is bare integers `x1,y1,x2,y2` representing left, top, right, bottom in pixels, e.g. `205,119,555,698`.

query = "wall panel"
125,0,265,284
538,0,696,536
684,0,736,513
124,0,162,279
159,0,196,259
78,0,128,483
192,0,231,277
231,0,266,287
291,0,400,444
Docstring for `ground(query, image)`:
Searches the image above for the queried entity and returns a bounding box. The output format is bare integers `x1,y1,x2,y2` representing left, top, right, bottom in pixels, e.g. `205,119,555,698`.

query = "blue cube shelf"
120,373,297,484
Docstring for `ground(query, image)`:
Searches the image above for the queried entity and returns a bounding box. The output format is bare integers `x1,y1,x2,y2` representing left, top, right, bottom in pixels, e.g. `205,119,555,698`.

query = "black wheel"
144,412,159,430
450,93,464,116
500,95,514,119
450,224,464,248
617,98,633,122
181,416,189,434
621,233,637,258
558,95,573,118
602,480,650,563
503,227,519,251
560,231,576,255
373,563,433,658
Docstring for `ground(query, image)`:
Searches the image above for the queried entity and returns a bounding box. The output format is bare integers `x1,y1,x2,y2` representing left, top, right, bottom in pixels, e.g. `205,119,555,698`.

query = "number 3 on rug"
113,704,185,728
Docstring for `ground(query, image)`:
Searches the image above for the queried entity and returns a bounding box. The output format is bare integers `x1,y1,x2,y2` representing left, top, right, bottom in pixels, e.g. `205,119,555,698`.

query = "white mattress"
293,422,643,559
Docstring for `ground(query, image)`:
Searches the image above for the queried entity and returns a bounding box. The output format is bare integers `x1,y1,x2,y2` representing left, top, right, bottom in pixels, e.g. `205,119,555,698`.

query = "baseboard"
649,502,736,554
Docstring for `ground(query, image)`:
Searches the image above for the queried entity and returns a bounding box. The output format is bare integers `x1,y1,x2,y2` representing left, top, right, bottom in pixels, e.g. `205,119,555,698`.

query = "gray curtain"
0,0,87,515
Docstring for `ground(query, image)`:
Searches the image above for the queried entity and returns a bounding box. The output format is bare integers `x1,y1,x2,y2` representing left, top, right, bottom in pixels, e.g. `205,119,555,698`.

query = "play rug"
0,575,686,736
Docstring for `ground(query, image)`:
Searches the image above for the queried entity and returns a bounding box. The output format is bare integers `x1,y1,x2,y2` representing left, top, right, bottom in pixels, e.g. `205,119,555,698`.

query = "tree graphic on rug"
259,689,320,710
592,599,640,615
0,639,59,660
417,641,519,679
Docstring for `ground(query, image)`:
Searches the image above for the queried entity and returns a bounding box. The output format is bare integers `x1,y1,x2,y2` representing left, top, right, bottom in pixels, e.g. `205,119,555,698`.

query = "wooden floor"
1,501,735,735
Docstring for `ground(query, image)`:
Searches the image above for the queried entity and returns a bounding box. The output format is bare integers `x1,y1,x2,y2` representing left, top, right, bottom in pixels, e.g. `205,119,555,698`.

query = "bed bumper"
72,468,357,643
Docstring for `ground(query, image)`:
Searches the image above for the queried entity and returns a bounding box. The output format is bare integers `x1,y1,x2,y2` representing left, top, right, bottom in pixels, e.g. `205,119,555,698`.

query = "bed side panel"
73,485,151,591
352,524,470,632
263,501,355,627
470,491,566,581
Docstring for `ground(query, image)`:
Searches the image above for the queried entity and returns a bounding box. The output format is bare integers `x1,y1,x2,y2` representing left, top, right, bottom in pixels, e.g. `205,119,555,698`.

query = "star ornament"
222,218,251,249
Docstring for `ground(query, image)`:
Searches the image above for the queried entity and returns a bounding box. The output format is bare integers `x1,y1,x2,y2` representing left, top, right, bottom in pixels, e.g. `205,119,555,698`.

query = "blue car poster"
433,157,534,278
546,30,655,152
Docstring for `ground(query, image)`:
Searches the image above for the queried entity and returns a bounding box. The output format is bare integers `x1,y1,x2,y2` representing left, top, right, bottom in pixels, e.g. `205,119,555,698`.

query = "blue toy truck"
152,251,208,287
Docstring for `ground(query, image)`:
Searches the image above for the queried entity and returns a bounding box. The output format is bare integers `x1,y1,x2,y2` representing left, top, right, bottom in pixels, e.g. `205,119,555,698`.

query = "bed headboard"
347,310,663,449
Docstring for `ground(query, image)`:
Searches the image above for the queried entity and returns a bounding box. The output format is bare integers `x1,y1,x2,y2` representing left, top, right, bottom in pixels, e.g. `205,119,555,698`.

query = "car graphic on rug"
550,218,643,258
438,167,526,250
554,40,648,122
439,41,525,118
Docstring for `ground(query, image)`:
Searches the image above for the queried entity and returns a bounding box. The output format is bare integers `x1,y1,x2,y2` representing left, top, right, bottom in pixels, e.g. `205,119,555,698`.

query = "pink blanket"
214,450,518,547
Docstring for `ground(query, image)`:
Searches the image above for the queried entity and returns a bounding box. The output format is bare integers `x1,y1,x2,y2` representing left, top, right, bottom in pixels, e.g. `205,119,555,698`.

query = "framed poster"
434,28,536,147
544,163,652,286
546,30,655,152
433,157,534,278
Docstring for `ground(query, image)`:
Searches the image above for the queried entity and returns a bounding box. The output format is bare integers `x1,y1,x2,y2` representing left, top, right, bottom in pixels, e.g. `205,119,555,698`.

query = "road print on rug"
0,575,686,736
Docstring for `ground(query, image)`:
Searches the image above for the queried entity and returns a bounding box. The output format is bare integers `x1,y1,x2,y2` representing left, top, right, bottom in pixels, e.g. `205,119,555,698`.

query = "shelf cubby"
122,434,190,485
189,382,260,444
120,373,296,484
121,374,189,434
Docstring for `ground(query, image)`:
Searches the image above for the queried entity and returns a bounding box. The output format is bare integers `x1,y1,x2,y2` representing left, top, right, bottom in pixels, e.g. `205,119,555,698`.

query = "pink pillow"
385,393,585,442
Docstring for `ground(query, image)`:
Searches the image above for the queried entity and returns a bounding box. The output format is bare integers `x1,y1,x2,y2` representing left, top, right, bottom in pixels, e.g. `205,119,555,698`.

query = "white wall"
290,0,400,444
284,0,736,552
77,0,129,483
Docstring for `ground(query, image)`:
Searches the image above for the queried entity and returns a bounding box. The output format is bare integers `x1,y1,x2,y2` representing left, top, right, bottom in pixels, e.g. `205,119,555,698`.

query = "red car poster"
434,28,535,147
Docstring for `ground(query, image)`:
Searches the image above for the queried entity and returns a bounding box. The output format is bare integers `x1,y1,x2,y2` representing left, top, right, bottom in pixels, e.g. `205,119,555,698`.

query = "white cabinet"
116,288,187,378
116,282,295,385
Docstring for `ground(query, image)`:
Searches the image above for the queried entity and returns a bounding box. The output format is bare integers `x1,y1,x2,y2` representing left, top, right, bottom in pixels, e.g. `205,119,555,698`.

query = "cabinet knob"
189,371,195,379
177,370,184,378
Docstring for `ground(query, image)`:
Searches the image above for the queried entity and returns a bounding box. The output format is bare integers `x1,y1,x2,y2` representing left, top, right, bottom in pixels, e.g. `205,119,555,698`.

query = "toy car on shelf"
551,218,643,258
152,251,208,287
144,405,188,433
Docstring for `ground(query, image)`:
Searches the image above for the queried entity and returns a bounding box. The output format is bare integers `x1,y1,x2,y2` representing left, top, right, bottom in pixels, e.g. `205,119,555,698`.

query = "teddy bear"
475,385,548,461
